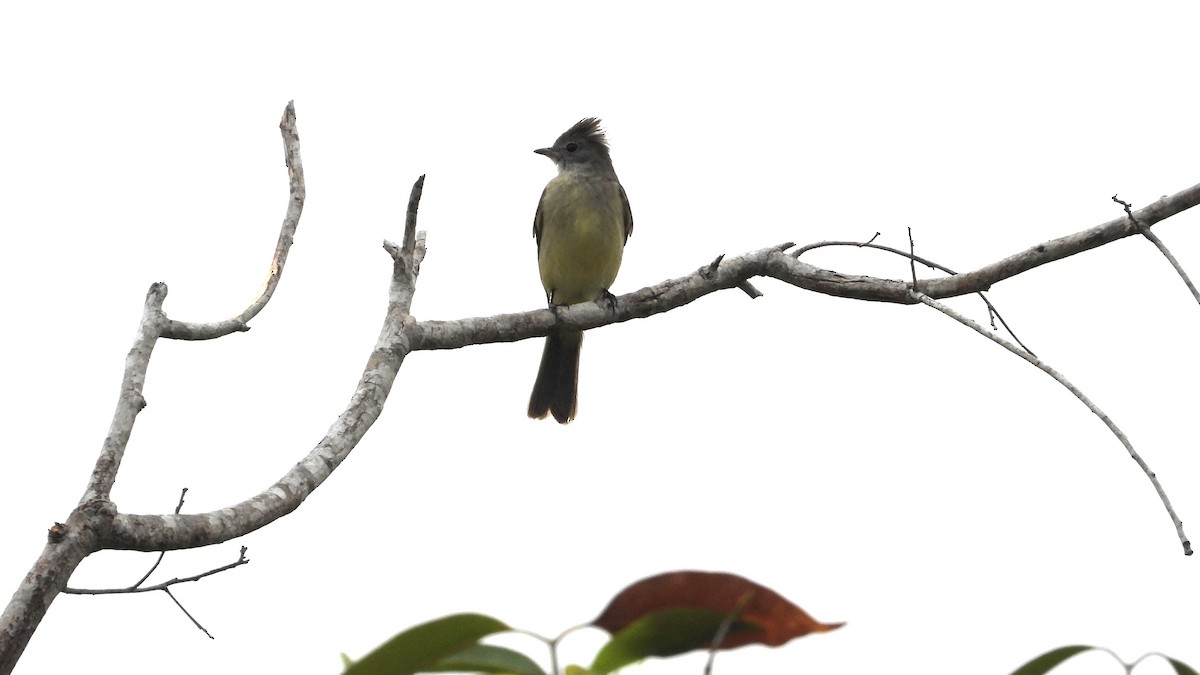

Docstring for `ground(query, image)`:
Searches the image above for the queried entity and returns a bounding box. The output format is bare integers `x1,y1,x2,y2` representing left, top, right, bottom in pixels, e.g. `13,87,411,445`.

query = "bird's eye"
565,142,579,152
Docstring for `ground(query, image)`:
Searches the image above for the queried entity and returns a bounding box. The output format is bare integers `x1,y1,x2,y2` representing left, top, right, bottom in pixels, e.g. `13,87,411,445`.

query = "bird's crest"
559,117,609,150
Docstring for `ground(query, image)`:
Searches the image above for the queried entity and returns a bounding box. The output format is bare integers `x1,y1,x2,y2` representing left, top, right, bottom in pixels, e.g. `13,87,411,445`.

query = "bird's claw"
600,290,618,313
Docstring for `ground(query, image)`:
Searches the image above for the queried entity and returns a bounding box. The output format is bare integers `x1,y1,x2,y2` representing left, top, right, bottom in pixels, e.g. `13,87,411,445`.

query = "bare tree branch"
128,488,189,590
0,502,109,674
106,175,427,553
794,233,1037,355
408,180,1200,352
790,182,1200,302
918,183,1200,299
0,102,309,674
914,291,1192,556
163,101,306,340
82,283,167,506
5,101,1200,674
61,489,250,608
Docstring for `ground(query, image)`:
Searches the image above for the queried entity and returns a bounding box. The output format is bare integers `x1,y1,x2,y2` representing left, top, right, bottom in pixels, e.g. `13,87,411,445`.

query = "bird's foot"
599,290,618,314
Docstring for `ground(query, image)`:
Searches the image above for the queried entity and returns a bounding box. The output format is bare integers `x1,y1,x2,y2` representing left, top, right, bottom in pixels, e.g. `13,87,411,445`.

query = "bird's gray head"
535,118,614,170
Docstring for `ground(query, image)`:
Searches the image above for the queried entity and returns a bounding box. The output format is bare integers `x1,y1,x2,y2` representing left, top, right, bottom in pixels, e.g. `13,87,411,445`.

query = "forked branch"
4,103,1199,675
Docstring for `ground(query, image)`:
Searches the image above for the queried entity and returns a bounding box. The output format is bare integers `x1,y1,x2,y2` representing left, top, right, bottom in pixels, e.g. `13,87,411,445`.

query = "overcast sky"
2,2,1199,674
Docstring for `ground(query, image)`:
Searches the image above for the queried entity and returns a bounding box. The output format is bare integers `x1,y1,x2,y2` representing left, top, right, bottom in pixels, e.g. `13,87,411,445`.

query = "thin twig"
1114,195,1200,306
64,546,250,595
164,588,213,639
794,238,949,273
128,488,189,589
173,488,188,513
793,180,1200,301
795,235,1037,355
914,290,1191,556
984,299,1035,357
907,227,918,291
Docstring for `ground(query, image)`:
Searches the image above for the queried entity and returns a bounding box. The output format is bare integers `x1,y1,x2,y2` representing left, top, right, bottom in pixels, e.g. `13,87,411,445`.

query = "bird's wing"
533,185,549,253
619,183,633,243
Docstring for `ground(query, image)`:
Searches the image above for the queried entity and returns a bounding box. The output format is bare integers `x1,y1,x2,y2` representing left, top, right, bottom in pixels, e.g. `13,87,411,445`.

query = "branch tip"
403,175,426,256
907,227,918,290
281,101,296,123
1112,194,1143,230
916,291,1190,554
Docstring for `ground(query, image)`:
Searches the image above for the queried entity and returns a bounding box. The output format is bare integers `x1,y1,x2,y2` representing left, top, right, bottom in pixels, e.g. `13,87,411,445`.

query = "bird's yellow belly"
538,183,625,305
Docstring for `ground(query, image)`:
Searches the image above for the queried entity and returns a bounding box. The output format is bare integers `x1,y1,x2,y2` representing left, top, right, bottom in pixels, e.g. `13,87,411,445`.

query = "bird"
527,118,633,424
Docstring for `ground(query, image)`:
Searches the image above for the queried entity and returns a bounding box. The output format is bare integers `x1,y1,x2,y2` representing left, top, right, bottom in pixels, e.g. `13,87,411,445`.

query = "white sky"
2,2,1198,674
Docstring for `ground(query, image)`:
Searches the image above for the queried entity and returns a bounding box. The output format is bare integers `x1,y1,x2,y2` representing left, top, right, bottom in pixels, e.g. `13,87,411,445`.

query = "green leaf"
564,667,597,675
590,607,759,675
345,613,510,675
1008,645,1095,675
423,643,546,675
1167,656,1200,675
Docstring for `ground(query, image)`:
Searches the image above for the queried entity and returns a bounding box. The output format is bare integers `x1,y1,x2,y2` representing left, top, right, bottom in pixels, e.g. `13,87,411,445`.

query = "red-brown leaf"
592,571,843,649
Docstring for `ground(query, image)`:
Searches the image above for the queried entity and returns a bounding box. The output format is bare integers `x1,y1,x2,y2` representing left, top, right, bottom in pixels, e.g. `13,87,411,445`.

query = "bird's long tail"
528,330,583,424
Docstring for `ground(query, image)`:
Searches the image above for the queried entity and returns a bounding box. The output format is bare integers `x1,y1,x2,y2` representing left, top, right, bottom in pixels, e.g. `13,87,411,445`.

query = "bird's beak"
534,147,559,161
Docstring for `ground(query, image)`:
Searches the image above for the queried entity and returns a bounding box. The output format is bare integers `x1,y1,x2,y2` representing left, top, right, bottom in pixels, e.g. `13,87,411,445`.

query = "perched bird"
528,118,633,424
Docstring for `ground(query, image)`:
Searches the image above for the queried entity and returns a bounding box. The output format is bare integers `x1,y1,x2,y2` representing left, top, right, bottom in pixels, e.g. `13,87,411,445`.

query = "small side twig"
907,227,918,291
64,542,249,638
736,280,763,298
795,234,1036,355
64,480,249,639
1114,195,1200,306
704,253,763,298
164,587,213,640
128,488,189,589
913,290,1191,556
702,254,725,280
64,546,250,596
